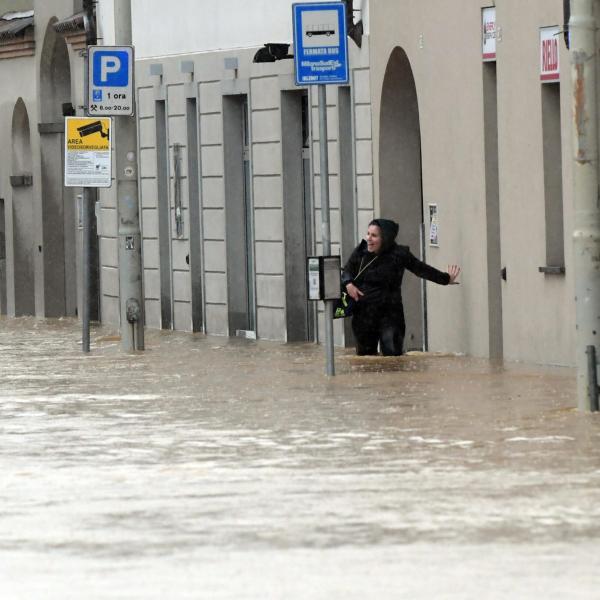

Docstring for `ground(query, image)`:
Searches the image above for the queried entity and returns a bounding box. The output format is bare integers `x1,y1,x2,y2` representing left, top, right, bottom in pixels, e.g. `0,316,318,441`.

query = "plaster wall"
0,2,71,318
34,0,83,318
495,0,574,365
370,0,574,365
0,0,33,14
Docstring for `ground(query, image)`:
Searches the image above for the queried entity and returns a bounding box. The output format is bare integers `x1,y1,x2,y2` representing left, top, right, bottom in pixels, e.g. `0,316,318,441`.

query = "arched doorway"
39,19,76,317
10,98,35,316
379,47,425,351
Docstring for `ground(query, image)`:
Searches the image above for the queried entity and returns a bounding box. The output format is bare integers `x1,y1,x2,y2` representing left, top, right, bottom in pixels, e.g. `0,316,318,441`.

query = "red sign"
540,26,560,82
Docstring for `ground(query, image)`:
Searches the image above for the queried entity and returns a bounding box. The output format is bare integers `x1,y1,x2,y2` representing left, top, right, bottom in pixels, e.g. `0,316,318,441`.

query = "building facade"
0,0,577,367
0,0,95,320
370,0,573,365
95,0,371,346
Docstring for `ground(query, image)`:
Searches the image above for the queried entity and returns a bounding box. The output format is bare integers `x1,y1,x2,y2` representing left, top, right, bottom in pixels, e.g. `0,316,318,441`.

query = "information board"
64,117,112,188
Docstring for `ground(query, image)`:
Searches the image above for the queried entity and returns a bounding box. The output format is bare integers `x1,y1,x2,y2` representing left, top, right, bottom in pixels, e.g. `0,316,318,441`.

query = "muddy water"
1,317,599,599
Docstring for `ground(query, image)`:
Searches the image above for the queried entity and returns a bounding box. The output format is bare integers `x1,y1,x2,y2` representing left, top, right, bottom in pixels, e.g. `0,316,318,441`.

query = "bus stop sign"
293,2,349,85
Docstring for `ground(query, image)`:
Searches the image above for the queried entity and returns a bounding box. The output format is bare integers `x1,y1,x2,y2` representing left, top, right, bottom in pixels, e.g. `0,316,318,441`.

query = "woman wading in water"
341,218,460,356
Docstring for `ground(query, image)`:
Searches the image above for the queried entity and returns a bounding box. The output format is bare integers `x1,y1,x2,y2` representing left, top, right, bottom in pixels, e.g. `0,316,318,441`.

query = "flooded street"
1,317,599,599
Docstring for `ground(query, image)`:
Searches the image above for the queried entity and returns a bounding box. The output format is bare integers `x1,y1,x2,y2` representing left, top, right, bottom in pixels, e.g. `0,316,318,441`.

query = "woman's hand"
346,282,364,301
447,265,461,284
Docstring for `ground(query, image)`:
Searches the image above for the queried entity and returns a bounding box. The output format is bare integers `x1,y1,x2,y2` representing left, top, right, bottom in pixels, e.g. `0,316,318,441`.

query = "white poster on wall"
482,7,496,61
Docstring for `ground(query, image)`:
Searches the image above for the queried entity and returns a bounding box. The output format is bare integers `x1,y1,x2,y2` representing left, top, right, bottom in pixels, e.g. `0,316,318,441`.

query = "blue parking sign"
92,50,129,87
293,2,349,85
87,46,134,116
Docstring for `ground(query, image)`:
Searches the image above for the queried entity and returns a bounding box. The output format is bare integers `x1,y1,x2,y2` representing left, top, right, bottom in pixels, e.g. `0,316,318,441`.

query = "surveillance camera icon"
77,121,109,139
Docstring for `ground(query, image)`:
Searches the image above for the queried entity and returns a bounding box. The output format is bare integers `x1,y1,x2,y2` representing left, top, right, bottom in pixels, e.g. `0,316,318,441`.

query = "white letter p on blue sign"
100,56,121,83
92,50,129,87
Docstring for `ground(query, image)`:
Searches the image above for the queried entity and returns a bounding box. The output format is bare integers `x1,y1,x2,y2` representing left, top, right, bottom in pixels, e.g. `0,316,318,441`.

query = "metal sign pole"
113,1,144,352
65,117,111,355
293,1,349,376
318,84,335,376
82,189,91,352
81,0,95,354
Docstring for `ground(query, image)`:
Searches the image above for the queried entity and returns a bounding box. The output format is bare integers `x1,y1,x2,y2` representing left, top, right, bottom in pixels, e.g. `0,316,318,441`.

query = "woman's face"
366,225,383,254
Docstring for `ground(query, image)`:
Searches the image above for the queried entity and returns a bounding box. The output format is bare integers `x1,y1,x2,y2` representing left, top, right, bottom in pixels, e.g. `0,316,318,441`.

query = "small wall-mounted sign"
482,7,497,62
540,26,560,83
428,204,439,247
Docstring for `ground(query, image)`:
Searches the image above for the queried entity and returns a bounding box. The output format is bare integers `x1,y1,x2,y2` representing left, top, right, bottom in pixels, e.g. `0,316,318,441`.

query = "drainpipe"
80,0,96,353
569,0,600,411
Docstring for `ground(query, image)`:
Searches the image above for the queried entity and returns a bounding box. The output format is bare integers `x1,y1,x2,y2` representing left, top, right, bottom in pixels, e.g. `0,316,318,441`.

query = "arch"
38,19,77,317
10,98,35,316
12,98,32,174
40,18,72,123
379,46,425,351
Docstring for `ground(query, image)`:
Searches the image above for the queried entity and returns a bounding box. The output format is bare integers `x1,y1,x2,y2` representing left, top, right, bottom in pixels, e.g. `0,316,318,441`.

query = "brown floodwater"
1,317,599,599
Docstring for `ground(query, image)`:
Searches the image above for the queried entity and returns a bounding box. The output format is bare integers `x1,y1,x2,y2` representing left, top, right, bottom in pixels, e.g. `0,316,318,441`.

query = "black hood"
370,218,399,252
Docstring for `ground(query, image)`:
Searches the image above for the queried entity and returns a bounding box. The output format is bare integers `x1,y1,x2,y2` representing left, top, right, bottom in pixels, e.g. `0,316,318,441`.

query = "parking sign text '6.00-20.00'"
87,46,134,117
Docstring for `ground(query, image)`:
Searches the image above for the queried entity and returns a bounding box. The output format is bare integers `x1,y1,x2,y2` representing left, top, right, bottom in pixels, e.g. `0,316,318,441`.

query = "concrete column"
569,0,600,410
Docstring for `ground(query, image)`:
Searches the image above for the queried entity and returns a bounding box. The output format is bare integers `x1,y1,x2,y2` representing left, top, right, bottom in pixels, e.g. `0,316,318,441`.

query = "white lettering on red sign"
540,26,560,82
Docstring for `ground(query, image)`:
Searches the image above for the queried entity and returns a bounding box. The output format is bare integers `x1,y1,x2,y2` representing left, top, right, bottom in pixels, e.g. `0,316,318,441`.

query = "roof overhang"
53,11,87,51
0,12,34,59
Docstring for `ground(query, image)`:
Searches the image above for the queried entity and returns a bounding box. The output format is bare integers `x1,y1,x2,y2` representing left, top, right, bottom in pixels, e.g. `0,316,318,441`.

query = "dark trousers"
351,302,406,356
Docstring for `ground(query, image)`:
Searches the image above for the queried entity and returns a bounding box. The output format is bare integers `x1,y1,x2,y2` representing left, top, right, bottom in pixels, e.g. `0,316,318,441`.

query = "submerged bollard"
586,345,599,412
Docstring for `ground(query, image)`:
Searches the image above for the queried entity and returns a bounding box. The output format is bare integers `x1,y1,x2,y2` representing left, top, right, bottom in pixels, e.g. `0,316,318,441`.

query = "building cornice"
0,14,34,59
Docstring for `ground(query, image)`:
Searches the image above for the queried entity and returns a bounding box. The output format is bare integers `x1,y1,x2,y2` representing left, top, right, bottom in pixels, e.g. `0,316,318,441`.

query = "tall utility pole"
112,0,144,351
569,0,600,411
81,0,97,353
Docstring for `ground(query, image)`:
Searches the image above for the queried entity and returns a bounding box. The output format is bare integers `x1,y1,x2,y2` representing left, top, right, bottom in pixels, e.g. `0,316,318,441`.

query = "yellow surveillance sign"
66,117,110,150
64,117,112,187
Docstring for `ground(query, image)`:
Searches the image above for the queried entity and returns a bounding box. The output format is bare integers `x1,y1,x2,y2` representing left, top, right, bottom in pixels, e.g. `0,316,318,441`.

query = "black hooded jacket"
341,219,450,307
